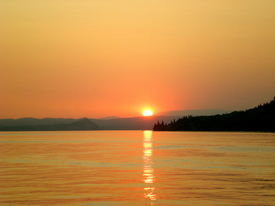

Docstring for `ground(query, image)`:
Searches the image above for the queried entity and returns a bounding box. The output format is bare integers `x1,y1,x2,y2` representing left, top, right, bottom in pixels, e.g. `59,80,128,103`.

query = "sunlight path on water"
143,131,156,204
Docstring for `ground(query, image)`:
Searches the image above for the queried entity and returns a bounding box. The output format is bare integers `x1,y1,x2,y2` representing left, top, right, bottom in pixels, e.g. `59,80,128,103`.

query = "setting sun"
143,110,153,116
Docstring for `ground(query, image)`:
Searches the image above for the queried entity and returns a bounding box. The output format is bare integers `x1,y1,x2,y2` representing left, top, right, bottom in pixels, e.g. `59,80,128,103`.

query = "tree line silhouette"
153,97,275,132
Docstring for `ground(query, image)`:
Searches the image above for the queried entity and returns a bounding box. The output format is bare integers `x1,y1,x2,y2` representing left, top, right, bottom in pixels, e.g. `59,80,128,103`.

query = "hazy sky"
1,0,275,118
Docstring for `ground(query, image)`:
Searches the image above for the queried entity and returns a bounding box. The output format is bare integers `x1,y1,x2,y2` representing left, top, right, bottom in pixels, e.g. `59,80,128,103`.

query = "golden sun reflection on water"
143,131,156,203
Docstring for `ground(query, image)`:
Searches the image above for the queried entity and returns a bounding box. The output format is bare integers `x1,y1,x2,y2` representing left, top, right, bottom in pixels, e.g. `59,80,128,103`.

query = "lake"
0,131,275,206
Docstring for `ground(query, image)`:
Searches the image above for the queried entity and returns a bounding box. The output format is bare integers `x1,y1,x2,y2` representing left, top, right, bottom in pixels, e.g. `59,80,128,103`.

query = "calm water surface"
0,131,275,206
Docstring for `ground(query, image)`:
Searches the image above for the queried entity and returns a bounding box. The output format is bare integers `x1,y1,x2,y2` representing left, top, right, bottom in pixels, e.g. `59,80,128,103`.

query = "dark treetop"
153,97,275,132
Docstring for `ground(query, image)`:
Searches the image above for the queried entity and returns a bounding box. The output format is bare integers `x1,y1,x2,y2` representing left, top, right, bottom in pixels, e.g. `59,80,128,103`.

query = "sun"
143,109,153,116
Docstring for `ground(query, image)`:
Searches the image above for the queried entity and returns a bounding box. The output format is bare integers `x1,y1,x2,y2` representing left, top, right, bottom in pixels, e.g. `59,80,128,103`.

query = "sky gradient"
1,0,275,118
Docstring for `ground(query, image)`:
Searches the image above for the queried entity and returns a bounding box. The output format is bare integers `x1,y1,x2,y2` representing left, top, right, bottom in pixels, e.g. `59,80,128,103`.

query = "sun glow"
143,109,153,116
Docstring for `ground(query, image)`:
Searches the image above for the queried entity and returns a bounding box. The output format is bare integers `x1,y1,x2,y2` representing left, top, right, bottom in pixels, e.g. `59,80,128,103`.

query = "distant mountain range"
2,105,272,132
0,116,178,131
91,116,178,130
0,118,101,131
0,109,226,131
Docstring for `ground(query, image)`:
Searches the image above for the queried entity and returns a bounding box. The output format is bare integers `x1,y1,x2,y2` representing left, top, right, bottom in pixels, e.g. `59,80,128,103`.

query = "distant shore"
153,97,275,132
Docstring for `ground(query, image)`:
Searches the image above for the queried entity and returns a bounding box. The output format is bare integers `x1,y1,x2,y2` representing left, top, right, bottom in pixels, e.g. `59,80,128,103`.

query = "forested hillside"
153,97,275,132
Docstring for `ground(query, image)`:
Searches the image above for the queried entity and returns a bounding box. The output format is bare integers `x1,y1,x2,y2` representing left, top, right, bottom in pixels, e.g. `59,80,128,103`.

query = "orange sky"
1,0,275,118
